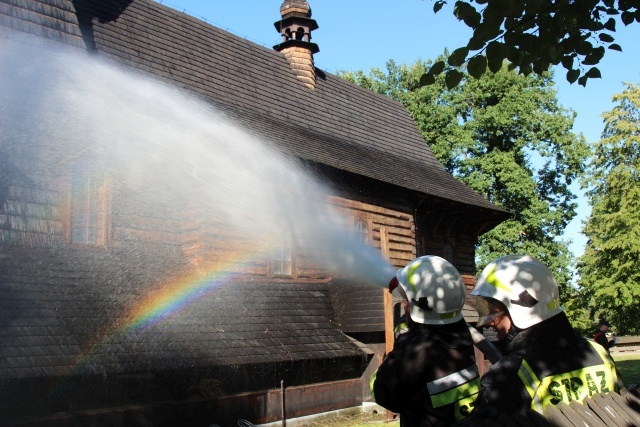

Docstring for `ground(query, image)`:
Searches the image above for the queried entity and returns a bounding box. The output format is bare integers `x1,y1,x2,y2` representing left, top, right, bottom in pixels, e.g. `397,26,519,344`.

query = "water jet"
0,1,507,423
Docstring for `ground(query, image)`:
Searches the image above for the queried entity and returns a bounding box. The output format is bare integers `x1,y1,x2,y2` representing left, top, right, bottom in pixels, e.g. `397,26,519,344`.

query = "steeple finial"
273,0,319,90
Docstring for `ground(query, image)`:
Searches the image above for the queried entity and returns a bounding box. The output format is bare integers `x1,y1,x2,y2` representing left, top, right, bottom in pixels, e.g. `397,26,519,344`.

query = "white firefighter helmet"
390,256,466,325
471,255,563,329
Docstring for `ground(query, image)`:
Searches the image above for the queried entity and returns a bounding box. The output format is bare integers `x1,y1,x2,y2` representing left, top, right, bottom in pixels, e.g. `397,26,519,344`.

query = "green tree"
577,82,640,335
423,0,640,88
340,58,590,299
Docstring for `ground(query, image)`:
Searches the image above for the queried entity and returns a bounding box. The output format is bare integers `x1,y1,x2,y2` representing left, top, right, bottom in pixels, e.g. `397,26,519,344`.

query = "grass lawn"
613,352,640,387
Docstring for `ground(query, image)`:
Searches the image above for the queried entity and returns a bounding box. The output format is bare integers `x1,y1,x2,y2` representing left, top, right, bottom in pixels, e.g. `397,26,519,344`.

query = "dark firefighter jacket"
462,311,619,423
371,319,479,427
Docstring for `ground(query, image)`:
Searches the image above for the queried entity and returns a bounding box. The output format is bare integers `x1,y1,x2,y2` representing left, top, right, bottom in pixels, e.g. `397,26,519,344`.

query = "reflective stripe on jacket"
427,365,480,420
464,312,620,423
517,339,618,413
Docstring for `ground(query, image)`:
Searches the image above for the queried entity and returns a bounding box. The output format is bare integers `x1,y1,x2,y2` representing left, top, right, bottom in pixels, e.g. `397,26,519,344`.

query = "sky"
155,0,640,262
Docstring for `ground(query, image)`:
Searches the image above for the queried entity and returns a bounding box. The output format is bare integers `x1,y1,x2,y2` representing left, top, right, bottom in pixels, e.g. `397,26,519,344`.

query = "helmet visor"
475,297,503,327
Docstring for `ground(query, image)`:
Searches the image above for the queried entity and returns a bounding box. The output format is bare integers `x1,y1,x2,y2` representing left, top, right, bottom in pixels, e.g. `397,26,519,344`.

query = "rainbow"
118,266,240,333
68,250,264,374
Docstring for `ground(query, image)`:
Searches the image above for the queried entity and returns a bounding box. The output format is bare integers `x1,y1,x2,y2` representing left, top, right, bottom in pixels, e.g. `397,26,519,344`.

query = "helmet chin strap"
504,323,519,342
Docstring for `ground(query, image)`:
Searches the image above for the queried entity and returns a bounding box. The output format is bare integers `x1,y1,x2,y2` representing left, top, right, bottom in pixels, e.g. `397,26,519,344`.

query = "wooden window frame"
64,164,111,247
354,218,372,245
269,228,297,279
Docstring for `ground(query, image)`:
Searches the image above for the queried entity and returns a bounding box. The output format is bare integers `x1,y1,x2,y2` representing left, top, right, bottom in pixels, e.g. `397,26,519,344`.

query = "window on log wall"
354,219,369,244
70,163,109,245
271,229,294,277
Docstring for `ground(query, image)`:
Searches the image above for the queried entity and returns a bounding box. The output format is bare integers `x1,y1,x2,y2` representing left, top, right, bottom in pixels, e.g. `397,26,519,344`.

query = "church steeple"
273,0,319,90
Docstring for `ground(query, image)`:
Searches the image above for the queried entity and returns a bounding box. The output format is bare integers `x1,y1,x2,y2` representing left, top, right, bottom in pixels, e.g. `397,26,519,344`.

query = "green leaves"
577,67,602,86
621,10,636,25
604,17,617,31
566,69,580,84
429,60,446,75
454,1,481,27
584,67,602,78
445,69,464,88
467,55,487,79
417,47,472,89
420,72,436,86
417,0,639,89
448,47,469,66
421,60,445,86
599,33,615,43
486,41,506,72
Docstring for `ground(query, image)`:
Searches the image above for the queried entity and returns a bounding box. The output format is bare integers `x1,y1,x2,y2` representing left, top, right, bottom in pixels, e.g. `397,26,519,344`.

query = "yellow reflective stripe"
535,363,617,412
518,360,543,413
517,341,619,414
547,298,559,311
431,377,480,409
439,310,459,320
369,369,377,399
394,322,409,338
484,264,511,292
406,260,422,294
394,322,408,333
454,392,479,420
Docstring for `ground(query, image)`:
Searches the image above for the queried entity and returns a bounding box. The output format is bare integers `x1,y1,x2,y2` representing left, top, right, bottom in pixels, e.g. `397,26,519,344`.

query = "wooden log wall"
327,196,415,336
179,194,417,282
0,169,483,328
0,164,416,284
417,224,477,276
326,195,416,269
3,165,486,338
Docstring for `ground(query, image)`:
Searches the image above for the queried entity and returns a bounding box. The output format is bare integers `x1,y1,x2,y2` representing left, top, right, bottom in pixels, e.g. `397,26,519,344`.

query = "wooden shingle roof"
0,246,367,379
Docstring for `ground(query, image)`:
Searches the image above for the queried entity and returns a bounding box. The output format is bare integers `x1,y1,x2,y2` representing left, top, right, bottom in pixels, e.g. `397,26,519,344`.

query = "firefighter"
464,254,620,422
370,256,480,427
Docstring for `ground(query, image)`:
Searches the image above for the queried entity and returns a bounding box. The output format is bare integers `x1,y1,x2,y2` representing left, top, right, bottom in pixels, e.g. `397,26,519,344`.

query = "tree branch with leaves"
422,0,639,88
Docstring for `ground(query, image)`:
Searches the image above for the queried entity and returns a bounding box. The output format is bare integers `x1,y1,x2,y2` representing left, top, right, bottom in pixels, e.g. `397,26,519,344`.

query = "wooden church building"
0,0,509,425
